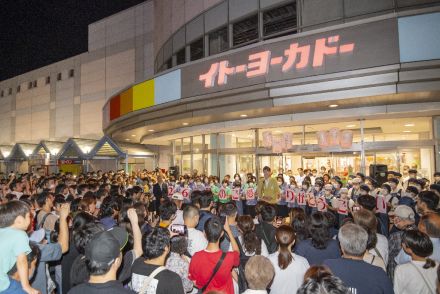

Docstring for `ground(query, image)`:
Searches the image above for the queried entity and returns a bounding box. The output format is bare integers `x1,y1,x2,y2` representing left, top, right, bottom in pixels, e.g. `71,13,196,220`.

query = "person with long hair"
295,212,340,265
289,207,308,245
268,225,309,294
237,215,268,257
394,230,438,294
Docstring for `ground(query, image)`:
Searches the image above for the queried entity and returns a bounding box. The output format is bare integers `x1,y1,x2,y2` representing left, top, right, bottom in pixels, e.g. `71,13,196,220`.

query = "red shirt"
189,250,240,294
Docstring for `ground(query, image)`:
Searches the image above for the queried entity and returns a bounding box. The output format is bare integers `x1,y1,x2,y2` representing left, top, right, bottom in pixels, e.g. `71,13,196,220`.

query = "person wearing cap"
387,178,402,200
331,188,354,226
170,192,184,226
348,178,362,201
387,205,417,279
403,169,419,191
68,231,134,294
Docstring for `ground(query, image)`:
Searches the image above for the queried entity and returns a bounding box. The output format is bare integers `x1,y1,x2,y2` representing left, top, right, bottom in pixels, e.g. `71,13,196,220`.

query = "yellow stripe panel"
133,80,155,111
120,88,133,115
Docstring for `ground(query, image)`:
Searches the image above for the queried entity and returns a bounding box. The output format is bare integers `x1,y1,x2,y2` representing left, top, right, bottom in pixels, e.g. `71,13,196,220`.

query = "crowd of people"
0,166,439,294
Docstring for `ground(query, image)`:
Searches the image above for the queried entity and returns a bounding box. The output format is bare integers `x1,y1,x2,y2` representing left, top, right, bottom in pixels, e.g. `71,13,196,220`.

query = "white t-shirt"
370,234,389,265
187,228,208,256
394,260,438,294
170,210,184,226
268,252,310,294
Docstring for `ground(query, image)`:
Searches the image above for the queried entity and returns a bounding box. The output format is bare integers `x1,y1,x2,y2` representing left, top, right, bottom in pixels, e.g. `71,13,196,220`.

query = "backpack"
235,236,252,293
37,211,52,243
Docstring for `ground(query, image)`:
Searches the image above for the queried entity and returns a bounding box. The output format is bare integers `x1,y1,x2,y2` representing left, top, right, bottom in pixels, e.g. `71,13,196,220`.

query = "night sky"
0,0,146,81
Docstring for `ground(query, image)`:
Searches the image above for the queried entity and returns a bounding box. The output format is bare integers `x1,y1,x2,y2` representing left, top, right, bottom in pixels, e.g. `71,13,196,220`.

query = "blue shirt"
323,258,394,294
295,239,341,265
0,228,30,291
31,243,63,294
2,278,26,294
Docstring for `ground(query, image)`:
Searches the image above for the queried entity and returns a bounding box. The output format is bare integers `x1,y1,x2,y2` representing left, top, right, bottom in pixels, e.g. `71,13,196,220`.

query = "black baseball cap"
85,227,128,265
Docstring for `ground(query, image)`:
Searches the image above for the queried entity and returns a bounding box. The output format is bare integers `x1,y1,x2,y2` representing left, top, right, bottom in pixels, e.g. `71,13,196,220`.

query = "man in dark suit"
153,174,168,213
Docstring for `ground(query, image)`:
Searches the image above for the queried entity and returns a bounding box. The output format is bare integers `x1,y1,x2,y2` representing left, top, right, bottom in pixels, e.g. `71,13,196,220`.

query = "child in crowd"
0,201,39,294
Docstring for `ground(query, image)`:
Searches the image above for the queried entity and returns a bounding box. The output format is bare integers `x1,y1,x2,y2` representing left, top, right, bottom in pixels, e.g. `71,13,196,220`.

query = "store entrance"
258,152,360,179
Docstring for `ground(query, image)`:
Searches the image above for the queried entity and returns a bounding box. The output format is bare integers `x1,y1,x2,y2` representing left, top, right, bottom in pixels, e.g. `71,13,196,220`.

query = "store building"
1,0,440,178
104,0,440,180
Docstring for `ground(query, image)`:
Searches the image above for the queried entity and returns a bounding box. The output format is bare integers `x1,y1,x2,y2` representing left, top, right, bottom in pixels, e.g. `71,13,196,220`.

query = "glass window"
233,14,259,47
182,155,192,175
182,138,191,152
69,69,75,78
174,154,181,169
207,153,218,176
57,73,62,81
258,126,304,147
193,154,203,175
205,134,217,150
46,76,50,84
190,38,204,61
263,2,297,37
219,130,255,148
237,155,255,178
174,139,182,154
16,85,20,93
176,47,186,65
193,136,203,152
219,154,237,178
209,26,228,55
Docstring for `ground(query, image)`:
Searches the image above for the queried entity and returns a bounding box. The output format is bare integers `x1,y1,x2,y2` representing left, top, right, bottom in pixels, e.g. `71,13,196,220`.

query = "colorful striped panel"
120,88,133,115
133,80,154,111
109,95,120,120
107,69,181,122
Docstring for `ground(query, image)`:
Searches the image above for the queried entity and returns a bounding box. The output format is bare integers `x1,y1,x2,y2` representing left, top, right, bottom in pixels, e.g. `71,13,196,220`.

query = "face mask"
302,185,308,190
184,184,188,188
235,177,239,181
277,181,282,185
196,182,201,186
314,187,320,191
223,183,227,188
249,183,254,188
96,201,102,209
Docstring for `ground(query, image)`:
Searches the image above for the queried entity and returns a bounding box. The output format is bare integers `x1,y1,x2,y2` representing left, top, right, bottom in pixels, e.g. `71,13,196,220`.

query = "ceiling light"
125,138,130,141
274,130,282,134
240,114,248,117
182,122,189,126
346,124,356,128
404,123,415,127
329,104,339,108
131,134,136,137
148,129,155,132
403,130,411,133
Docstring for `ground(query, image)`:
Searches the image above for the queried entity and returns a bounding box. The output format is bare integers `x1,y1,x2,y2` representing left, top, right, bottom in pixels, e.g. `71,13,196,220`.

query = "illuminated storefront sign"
181,19,399,97
200,35,354,88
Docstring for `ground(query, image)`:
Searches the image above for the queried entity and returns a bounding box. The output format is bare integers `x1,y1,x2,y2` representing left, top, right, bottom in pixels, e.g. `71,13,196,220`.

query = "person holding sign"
257,166,280,205
296,181,310,210
331,188,354,226
243,178,257,217
308,181,323,214
219,180,232,204
286,177,298,209
276,176,289,217
232,174,244,215
180,186,192,204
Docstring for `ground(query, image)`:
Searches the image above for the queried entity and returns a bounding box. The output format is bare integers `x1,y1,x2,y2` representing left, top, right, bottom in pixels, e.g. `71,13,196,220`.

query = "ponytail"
238,215,261,255
275,225,295,270
423,258,436,269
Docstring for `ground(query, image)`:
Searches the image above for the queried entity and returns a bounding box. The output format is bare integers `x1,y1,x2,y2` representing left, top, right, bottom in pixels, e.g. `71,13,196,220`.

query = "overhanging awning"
0,145,13,160
58,138,98,160
7,143,38,161
33,141,65,156
117,142,155,158
89,136,125,158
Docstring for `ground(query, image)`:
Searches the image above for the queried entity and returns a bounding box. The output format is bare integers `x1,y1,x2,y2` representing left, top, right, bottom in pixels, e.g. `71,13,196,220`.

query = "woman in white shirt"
268,225,310,294
237,215,269,257
394,230,438,294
